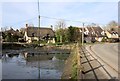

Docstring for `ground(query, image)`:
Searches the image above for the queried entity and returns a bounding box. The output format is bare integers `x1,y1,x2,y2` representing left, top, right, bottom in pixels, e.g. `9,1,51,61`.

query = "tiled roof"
109,26,120,36
86,26,104,37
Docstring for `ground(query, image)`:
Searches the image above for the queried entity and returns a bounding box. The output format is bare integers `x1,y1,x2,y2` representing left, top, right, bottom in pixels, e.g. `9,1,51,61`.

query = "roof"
26,27,55,38
108,31,118,34
108,26,120,36
79,28,86,32
86,26,104,37
4,28,23,37
92,27,104,37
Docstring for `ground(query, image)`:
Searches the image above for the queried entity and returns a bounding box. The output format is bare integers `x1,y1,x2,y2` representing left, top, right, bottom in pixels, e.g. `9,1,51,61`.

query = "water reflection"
2,52,69,79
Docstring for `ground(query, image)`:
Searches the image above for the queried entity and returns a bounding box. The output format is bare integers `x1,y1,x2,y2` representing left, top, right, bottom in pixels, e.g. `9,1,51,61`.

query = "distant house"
0,32,2,43
105,26,119,42
3,28,23,42
4,28,23,37
105,31,119,38
24,24,55,43
83,26,105,43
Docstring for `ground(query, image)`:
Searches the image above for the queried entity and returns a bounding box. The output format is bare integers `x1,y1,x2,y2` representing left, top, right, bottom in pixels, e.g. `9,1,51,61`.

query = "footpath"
80,46,117,80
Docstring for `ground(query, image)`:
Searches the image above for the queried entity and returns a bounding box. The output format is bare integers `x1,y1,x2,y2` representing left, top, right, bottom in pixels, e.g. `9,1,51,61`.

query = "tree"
107,21,118,31
1,27,8,32
5,33,12,42
55,20,66,43
55,28,67,42
2,32,6,39
68,26,82,42
55,20,66,29
55,26,82,43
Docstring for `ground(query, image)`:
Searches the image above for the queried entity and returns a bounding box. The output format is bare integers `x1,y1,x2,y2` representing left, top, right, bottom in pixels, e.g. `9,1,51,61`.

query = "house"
105,26,119,42
83,26,106,43
24,24,55,43
3,28,23,42
4,28,23,37
0,32,2,43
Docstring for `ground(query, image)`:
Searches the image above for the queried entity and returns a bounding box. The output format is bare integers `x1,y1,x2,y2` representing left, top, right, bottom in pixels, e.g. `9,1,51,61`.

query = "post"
39,15,40,42
38,55,40,79
82,23,84,46
38,0,40,79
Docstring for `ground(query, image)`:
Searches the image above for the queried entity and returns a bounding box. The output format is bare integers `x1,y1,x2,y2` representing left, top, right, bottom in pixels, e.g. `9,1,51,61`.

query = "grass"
71,47,78,79
71,59,77,79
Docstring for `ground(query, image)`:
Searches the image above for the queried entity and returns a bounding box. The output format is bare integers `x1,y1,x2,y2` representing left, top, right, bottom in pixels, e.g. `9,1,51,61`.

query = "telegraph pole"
38,0,40,79
38,0,40,42
82,23,84,46
38,15,40,43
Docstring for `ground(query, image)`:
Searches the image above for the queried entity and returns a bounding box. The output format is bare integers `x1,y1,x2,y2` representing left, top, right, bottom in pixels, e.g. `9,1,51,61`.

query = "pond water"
2,52,69,79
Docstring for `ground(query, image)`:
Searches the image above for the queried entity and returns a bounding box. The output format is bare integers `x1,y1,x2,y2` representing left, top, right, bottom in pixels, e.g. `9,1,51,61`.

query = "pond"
2,52,69,79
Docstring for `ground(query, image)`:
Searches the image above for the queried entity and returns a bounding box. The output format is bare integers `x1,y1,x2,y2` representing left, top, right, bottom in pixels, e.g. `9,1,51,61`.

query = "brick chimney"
26,24,28,28
25,24,28,32
51,25,53,30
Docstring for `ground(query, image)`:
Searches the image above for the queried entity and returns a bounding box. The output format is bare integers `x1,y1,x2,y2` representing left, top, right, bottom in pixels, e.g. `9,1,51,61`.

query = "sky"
1,0,119,30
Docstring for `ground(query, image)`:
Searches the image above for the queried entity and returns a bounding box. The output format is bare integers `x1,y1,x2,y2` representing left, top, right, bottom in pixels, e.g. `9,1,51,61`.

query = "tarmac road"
86,43,119,79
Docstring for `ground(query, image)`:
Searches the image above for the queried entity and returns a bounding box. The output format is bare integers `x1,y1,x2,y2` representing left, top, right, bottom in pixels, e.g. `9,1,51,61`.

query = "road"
85,43,119,79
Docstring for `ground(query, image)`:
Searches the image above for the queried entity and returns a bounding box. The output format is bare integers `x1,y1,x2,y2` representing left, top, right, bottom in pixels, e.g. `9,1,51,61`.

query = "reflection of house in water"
23,52,66,70
25,53,53,61
52,56,59,61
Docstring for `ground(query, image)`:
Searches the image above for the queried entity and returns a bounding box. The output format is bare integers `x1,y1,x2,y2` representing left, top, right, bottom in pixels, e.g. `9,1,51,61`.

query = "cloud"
0,0,119,2
1,2,118,29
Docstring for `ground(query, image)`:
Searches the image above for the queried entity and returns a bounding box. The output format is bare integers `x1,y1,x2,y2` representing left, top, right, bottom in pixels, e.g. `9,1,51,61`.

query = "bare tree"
55,20,66,30
1,26,8,32
107,21,118,30
55,20,66,43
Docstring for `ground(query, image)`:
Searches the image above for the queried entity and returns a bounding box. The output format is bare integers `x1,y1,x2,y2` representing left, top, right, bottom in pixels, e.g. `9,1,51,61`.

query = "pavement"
80,46,111,80
84,43,119,79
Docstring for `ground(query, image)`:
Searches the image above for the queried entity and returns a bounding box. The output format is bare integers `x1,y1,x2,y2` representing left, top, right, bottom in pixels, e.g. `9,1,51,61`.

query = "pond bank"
2,44,71,54
61,45,79,79
61,43,82,80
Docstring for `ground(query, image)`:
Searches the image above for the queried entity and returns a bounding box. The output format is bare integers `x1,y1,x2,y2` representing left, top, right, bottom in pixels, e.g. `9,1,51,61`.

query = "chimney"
25,24,28,32
51,25,53,30
26,24,28,28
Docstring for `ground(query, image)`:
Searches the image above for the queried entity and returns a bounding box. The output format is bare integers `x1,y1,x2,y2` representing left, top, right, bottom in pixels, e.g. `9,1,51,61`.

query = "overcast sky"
1,0,119,30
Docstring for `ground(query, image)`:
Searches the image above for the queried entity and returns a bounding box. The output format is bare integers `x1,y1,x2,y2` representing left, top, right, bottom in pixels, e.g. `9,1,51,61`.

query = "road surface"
86,43,119,79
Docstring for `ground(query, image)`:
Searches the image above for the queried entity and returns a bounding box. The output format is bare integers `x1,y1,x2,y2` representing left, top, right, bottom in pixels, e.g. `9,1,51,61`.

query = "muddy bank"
61,51,77,79
2,43,26,50
2,44,71,55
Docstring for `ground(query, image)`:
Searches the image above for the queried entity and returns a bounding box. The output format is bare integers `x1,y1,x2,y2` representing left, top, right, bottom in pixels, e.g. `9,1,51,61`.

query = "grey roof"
4,28,23,37
26,27,55,38
92,27,104,37
86,26,104,37
107,26,120,36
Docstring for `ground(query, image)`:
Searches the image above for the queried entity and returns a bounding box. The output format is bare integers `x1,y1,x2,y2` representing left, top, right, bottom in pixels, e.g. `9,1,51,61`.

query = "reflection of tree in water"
2,54,19,63
55,53,69,60
24,53,68,72
2,52,69,79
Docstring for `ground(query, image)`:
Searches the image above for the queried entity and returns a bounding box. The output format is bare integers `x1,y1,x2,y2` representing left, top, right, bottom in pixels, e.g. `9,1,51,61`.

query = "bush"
101,37,107,42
